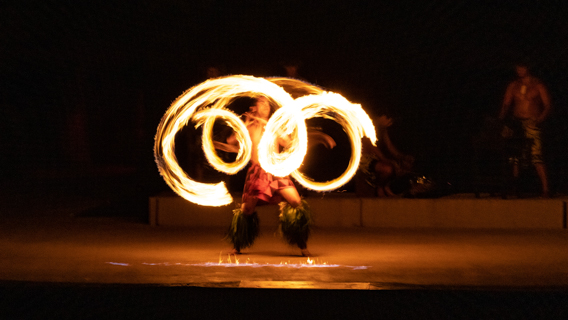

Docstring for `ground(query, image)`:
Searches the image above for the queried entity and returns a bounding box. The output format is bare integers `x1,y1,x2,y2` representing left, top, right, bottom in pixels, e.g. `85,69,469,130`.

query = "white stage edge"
149,193,568,230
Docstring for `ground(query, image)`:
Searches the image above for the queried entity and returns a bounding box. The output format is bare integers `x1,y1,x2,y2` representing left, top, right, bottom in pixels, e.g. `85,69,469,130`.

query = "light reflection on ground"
107,262,130,266
106,257,368,270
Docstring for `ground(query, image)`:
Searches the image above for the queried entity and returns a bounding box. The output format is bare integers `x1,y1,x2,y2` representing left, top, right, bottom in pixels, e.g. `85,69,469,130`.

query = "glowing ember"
154,75,376,206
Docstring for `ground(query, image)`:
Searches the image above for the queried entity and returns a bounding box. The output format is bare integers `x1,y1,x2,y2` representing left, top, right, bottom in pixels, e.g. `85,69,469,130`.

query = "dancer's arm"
242,112,268,126
213,125,242,154
213,141,239,153
307,129,336,149
535,83,552,125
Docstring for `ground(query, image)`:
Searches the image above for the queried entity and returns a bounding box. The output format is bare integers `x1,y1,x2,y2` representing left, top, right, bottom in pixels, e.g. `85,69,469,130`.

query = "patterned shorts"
510,120,544,165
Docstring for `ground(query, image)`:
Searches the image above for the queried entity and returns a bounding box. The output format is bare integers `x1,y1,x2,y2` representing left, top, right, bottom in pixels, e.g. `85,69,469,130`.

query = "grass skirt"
227,208,259,250
279,199,312,249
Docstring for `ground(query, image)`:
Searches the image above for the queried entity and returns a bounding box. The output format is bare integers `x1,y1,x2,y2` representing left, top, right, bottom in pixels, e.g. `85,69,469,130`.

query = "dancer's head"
515,64,530,78
251,96,273,120
514,58,532,79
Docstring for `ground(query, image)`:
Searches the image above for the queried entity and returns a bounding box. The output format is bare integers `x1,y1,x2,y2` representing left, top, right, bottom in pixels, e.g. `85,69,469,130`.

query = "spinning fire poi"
154,75,376,256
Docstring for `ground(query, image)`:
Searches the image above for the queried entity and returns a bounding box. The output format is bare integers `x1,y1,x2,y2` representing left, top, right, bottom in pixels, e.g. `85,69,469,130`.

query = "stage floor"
2,209,568,318
1,214,567,289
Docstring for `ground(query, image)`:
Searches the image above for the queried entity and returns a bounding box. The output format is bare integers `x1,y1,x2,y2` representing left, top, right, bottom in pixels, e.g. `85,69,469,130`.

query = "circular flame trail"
154,75,293,206
291,93,376,191
154,75,376,206
193,108,251,175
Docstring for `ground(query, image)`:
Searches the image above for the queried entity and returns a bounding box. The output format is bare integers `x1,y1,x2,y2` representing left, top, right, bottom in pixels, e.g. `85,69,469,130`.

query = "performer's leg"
228,195,260,254
534,163,550,197
241,196,259,215
512,163,519,178
374,161,394,197
227,206,260,254
528,127,549,198
278,190,312,257
279,187,302,208
510,162,520,197
374,161,394,181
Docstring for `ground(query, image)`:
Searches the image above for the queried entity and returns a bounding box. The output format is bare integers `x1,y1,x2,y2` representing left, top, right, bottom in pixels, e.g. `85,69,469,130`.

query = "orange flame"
154,75,293,206
154,76,376,206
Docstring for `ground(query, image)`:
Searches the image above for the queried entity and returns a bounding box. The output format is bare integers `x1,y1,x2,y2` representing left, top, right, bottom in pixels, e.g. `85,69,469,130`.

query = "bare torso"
247,121,264,165
500,75,551,125
509,78,545,119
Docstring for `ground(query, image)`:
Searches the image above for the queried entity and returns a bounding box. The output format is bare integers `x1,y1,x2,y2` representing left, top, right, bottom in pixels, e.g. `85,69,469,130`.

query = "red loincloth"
242,163,296,205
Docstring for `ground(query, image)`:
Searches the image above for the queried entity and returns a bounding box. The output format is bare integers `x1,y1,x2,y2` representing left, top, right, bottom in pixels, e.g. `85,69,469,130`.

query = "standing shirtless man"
499,63,552,197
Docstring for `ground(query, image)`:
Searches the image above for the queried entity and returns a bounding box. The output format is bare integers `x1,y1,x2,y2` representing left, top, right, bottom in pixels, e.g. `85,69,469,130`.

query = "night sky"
2,0,568,193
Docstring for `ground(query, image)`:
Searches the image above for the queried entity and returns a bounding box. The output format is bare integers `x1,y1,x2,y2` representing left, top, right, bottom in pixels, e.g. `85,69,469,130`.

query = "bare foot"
228,248,241,255
300,248,311,257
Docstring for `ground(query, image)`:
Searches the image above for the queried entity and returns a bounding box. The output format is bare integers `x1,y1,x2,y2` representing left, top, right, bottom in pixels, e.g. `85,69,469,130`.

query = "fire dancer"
214,96,334,256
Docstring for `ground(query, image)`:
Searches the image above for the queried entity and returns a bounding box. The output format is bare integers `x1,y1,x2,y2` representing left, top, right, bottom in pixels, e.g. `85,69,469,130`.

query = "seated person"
360,115,414,197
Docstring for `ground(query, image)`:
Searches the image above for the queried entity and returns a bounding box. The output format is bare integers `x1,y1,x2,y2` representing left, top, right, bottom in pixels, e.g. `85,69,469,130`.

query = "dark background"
2,0,568,199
